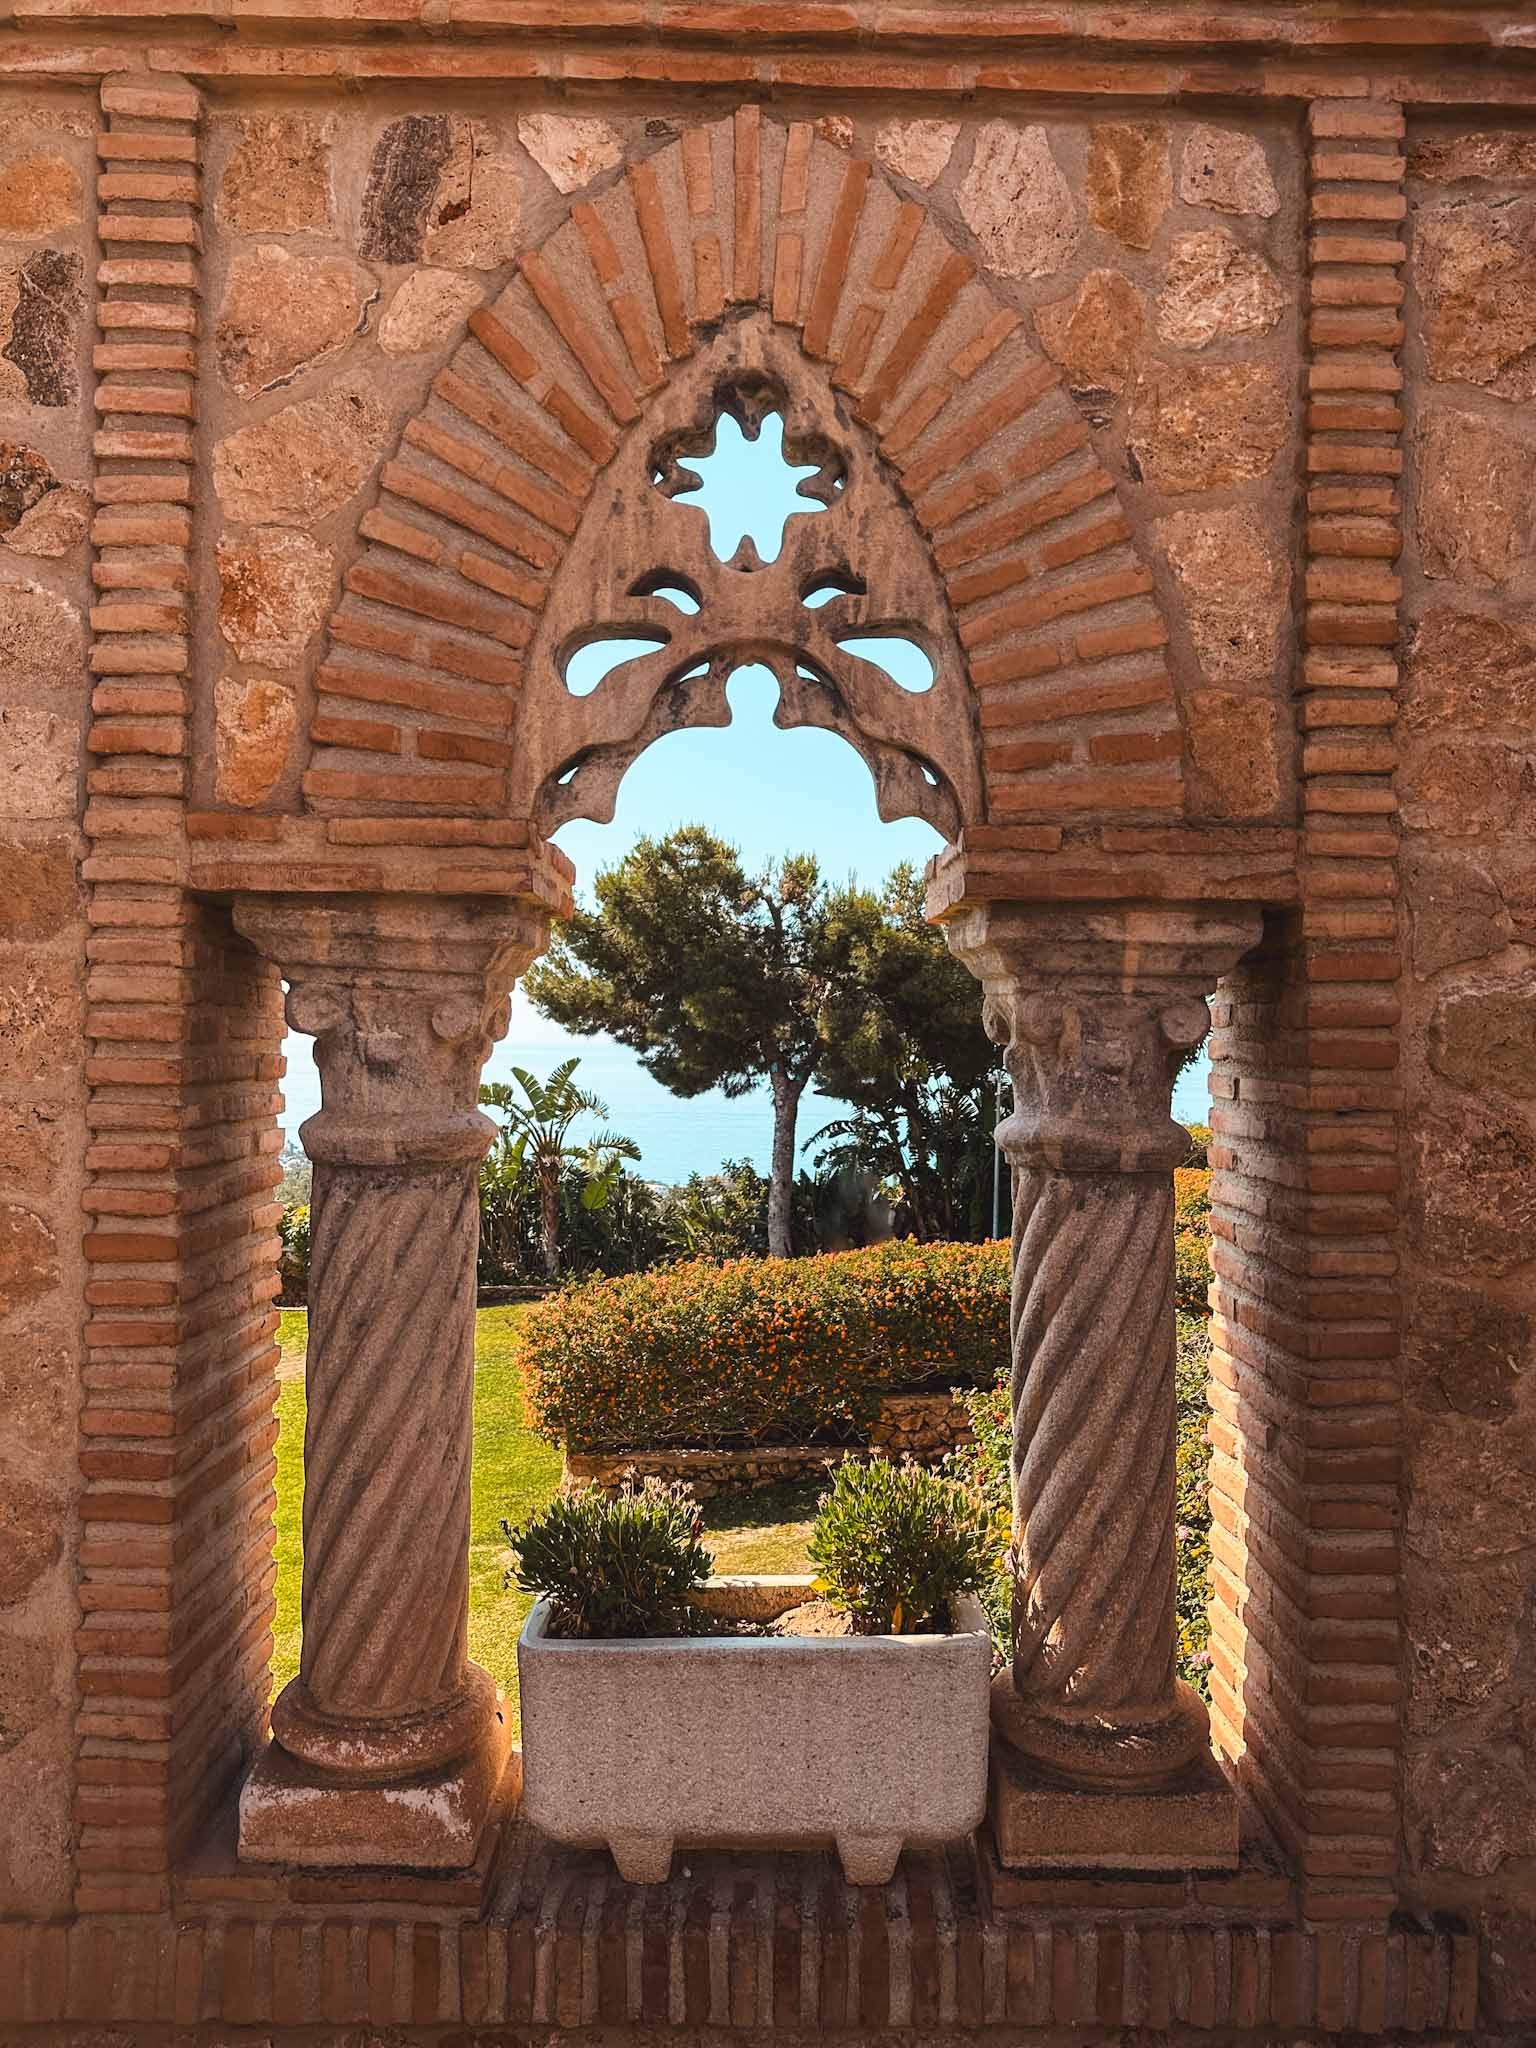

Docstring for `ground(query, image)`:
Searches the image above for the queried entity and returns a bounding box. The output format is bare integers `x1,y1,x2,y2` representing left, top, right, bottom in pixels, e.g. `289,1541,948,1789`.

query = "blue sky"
280,415,1211,1171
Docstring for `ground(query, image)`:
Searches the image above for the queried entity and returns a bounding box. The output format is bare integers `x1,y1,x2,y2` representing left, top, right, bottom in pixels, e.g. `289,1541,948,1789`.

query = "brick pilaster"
1206,100,1408,1925
78,74,284,1913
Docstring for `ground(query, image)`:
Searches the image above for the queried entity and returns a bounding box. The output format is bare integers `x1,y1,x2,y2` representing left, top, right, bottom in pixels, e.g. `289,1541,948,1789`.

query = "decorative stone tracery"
305,108,1187,839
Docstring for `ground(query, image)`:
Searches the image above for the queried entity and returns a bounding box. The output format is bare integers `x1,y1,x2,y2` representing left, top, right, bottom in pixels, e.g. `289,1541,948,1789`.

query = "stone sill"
0,1811,1477,2033
11,1769,1460,2036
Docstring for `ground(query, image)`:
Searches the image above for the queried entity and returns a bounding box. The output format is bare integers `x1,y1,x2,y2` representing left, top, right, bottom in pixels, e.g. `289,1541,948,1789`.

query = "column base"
238,1698,512,1871
989,1737,1238,1874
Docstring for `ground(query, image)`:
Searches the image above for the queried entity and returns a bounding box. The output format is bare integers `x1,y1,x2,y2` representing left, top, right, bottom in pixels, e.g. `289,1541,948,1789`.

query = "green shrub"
521,1240,1010,1453
277,1202,311,1297
504,1477,713,1639
945,1379,1013,1648
809,1456,998,1635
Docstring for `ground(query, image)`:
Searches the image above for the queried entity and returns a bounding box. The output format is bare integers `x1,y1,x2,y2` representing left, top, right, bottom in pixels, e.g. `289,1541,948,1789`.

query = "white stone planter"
517,1575,992,1885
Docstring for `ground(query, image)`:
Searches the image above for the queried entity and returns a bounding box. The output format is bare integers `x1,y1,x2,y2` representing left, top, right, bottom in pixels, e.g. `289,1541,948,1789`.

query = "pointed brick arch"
307,109,1183,835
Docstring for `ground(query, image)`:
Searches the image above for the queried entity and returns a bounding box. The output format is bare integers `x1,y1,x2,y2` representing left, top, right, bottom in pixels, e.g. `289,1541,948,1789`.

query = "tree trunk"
539,1161,561,1279
767,1070,804,1259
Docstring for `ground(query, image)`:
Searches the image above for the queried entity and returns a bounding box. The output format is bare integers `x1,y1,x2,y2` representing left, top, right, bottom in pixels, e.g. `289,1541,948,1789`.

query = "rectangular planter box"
518,1575,992,1885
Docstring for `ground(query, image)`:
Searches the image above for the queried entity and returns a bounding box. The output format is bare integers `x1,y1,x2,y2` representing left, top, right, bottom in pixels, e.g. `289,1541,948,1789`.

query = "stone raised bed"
563,1391,974,1498
518,1574,992,1885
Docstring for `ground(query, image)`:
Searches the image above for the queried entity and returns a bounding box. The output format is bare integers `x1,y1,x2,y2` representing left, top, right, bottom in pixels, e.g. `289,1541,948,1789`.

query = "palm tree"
478,1060,641,1279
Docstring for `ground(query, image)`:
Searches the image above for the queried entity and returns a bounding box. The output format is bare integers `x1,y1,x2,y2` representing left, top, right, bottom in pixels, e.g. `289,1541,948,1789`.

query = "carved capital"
233,893,548,1168
945,903,1261,1174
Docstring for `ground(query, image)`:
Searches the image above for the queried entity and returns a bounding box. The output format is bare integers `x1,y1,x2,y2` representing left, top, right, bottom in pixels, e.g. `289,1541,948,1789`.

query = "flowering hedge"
522,1239,1010,1452
1173,1167,1213,1316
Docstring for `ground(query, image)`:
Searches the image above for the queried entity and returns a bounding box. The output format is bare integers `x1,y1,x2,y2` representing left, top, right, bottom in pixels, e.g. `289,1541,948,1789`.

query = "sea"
278,993,1215,1186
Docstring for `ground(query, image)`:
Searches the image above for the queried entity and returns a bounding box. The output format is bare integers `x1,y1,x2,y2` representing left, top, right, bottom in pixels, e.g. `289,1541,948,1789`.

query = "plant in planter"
808,1455,996,1635
514,1461,995,1887
504,1477,712,1639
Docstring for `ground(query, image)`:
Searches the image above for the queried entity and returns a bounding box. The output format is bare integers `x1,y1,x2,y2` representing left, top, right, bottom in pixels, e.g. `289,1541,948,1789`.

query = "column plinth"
232,896,545,1871
947,904,1260,1872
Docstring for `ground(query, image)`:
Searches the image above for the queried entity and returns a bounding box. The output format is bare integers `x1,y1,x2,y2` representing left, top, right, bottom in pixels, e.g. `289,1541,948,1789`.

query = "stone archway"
305,107,1186,842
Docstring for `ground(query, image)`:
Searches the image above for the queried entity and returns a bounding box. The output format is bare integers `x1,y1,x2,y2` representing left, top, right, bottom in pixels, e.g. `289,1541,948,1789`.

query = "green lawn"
270,1306,814,1736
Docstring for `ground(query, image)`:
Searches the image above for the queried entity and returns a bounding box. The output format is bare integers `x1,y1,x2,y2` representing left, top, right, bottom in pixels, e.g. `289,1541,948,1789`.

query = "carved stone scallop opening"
512,316,984,842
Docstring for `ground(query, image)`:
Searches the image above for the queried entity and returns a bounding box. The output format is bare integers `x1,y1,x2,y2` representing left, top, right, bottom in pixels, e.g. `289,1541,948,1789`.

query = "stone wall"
0,82,97,1917
0,8,1532,2039
1394,113,1536,2034
565,1391,975,1498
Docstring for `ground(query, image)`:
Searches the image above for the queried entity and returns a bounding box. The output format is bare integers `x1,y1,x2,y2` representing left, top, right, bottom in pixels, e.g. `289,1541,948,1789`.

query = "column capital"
944,902,1261,1175
232,893,549,1169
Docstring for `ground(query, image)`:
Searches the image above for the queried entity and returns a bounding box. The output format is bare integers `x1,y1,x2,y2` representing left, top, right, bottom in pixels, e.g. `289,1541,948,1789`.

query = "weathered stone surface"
1156,506,1286,687
0,579,81,699
1417,407,1536,587
1403,1272,1530,1420
1184,691,1282,820
214,677,297,808
1086,122,1170,250
875,118,959,189
1128,361,1287,494
1407,1734,1536,1876
1419,201,1536,398
0,1106,59,1197
517,112,623,195
1410,1097,1536,1277
0,155,79,238
0,1320,76,1459
0,577,80,704
423,122,521,270
1484,1904,1536,2027
0,706,74,821
0,966,79,1086
1497,852,1536,945
1178,125,1279,217
360,113,455,264
0,442,57,528
379,266,483,355
1415,130,1536,184
0,1755,69,1912
0,250,82,407
1411,1401,1536,1565
216,243,375,399
213,381,390,527
0,1471,62,1606
1399,739,1528,837
1404,847,1505,976
218,113,333,234
1407,1555,1532,1735
816,115,853,152
0,1633,58,1758
3,486,86,557
958,123,1079,280
1156,228,1285,348
0,839,76,941
1404,607,1536,733
1034,269,1146,396
0,1204,58,1314
1431,982,1536,1099
217,528,334,665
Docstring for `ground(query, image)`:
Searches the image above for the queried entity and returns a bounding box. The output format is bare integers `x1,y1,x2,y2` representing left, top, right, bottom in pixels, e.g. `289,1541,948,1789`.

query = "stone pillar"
947,903,1261,1871
231,895,546,1870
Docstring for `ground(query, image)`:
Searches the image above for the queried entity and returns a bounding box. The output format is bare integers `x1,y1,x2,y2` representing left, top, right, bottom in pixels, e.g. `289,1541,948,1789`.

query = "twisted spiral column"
1000,1167,1202,1783
944,902,1262,1796
269,1162,489,1779
232,895,547,1863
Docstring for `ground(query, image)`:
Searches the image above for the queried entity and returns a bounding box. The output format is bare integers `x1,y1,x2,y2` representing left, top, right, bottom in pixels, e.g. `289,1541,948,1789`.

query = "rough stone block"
988,1738,1239,1873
